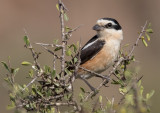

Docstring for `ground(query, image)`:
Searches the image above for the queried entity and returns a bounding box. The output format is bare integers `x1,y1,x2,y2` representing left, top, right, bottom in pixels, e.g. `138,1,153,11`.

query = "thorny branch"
22,29,43,91
35,42,62,48
79,66,110,80
127,21,148,58
22,72,43,91
59,0,66,79
35,43,61,59
118,75,143,105
83,21,148,102
24,28,41,70
65,25,83,38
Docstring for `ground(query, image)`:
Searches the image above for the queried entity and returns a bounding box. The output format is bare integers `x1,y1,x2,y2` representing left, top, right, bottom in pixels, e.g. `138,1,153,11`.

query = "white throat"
98,29,123,41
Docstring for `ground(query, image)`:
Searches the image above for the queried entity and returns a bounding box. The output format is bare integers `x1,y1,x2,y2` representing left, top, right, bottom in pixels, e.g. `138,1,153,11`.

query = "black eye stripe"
104,23,121,30
101,18,122,30
105,23,113,28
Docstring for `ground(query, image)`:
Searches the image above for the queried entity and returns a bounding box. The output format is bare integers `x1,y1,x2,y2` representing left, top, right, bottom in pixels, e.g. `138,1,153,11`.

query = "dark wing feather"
81,35,99,50
66,35,105,71
80,39,105,65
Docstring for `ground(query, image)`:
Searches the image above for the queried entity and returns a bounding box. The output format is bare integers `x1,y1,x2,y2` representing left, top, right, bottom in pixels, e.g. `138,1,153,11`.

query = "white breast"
105,39,121,64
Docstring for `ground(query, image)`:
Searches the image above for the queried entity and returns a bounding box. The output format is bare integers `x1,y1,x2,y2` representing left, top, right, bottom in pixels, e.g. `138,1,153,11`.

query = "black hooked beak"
93,24,104,31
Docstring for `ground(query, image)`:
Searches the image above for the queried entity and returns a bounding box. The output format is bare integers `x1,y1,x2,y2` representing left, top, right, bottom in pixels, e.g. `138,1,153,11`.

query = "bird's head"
93,18,123,40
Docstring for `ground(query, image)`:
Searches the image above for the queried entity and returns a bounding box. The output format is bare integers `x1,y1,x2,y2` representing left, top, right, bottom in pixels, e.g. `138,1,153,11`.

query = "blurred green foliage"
1,1,154,113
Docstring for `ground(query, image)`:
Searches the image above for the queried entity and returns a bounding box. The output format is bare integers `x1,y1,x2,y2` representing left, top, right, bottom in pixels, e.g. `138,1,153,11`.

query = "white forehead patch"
97,19,116,26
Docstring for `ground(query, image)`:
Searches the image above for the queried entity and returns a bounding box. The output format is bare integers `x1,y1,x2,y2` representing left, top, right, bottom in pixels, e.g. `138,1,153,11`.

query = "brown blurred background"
0,0,160,113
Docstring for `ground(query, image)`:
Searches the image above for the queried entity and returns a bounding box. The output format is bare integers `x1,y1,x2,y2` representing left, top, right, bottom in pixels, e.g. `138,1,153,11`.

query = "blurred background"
0,0,159,112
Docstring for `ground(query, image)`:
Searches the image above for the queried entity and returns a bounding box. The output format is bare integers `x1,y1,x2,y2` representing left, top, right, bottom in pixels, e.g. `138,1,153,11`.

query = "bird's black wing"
80,36,105,65
66,35,105,71
81,35,98,50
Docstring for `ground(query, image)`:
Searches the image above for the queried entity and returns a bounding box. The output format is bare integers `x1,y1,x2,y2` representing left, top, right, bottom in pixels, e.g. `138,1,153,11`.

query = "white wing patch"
82,39,98,50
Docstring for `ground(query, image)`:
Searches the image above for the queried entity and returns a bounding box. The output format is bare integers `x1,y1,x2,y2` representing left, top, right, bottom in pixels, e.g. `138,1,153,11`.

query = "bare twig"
65,25,83,37
53,55,56,70
7,58,15,85
35,42,62,48
79,66,110,80
36,43,61,59
22,71,43,91
58,0,68,11
73,38,82,79
127,21,148,58
45,102,75,106
92,98,99,112
59,0,66,78
118,75,143,105
23,28,41,70
21,29,44,92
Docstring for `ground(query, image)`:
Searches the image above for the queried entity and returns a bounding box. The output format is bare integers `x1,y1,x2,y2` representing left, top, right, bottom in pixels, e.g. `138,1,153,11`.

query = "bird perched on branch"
68,18,123,90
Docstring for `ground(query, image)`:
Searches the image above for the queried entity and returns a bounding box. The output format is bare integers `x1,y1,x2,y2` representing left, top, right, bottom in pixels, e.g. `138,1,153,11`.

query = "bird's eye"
107,23,112,27
105,23,112,28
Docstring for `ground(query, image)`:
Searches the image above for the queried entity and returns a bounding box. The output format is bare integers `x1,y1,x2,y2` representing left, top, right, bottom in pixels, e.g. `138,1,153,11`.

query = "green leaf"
4,78,9,83
124,70,132,76
145,33,150,41
74,57,78,63
44,65,51,74
55,88,64,94
56,74,60,79
64,93,72,100
7,101,15,110
140,86,144,96
123,44,130,48
21,61,32,66
29,69,34,78
53,39,59,44
24,35,30,46
13,68,20,75
53,82,60,87
142,39,148,47
56,4,59,11
119,87,127,95
111,79,120,85
141,36,145,39
51,70,56,79
121,65,125,69
146,29,153,33
66,49,72,56
80,87,85,93
32,87,37,95
126,94,134,105
64,13,69,21
65,68,72,75
65,26,72,32
46,89,52,97
79,93,84,101
54,47,62,51
71,44,77,52
9,93,15,102
1,61,10,72
146,90,155,100
131,55,135,61
147,23,151,28
99,95,102,103
37,91,43,97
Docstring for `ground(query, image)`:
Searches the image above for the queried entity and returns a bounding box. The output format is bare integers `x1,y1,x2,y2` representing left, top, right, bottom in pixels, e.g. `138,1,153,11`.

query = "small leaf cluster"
141,23,153,47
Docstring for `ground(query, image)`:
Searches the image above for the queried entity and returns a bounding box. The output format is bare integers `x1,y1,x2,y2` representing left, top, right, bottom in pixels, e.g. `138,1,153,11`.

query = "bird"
68,18,123,90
